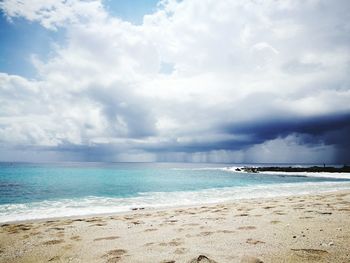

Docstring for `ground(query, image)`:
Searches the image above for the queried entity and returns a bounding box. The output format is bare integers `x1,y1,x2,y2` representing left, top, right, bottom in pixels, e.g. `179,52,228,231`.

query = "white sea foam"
172,166,350,179
1,181,350,223
224,167,350,179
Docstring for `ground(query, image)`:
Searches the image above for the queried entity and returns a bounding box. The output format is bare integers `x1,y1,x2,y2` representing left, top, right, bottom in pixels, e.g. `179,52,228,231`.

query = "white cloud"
0,0,107,30
0,0,349,162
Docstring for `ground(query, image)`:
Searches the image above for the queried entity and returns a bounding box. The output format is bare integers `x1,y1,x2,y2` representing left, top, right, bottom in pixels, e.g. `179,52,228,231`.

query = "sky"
0,0,349,164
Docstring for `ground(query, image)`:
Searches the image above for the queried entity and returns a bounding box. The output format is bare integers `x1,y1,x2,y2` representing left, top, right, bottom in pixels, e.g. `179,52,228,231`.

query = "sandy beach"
1,190,349,263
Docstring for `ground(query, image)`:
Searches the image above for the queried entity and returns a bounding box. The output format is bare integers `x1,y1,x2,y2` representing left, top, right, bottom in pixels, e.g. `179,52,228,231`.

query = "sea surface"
1,162,350,222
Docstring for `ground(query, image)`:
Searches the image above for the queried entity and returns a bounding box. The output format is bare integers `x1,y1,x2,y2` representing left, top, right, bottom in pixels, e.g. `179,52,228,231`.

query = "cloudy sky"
0,0,349,163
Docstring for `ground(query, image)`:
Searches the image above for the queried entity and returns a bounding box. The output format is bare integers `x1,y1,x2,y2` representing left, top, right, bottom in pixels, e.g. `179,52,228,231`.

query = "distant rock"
241,165,350,173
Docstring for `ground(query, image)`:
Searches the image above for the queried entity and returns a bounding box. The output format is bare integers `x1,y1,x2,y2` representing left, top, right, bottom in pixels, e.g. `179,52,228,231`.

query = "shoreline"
1,189,350,262
2,181,350,224
1,188,349,225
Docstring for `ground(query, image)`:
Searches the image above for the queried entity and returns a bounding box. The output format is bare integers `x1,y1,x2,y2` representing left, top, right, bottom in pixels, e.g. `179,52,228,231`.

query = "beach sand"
1,190,350,263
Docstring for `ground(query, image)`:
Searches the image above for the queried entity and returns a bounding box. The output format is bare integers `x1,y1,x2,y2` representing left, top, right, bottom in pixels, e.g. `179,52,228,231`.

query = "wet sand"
1,190,350,263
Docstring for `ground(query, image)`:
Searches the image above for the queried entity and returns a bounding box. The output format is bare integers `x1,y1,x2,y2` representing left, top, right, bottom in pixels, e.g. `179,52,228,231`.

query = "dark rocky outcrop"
240,165,350,173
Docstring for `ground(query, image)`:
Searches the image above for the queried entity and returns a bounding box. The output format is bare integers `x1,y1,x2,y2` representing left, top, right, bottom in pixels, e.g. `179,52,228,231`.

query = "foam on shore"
1,181,350,223
173,167,350,179
224,166,350,179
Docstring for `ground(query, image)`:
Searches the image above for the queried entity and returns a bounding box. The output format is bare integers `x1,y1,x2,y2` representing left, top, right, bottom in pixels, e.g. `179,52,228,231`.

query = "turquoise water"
1,162,350,222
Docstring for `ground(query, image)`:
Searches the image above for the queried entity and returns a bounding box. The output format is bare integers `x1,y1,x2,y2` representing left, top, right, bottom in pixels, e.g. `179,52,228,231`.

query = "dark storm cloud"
222,113,350,144
4,111,349,163
135,113,349,157
221,113,350,161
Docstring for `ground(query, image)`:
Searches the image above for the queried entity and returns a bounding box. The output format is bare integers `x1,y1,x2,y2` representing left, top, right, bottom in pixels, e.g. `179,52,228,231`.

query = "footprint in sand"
55,232,65,238
3,224,32,234
85,218,104,223
305,210,314,213
63,244,73,250
293,207,305,210
315,211,332,215
144,228,158,232
238,226,256,230
70,235,81,241
159,242,168,247
48,255,61,261
263,206,276,210
175,247,188,254
42,239,64,245
89,223,107,227
270,220,281,224
104,249,128,263
94,236,119,241
176,227,185,232
143,242,155,247
338,208,350,212
273,212,287,215
299,216,314,219
291,248,328,260
165,219,178,223
159,240,183,247
30,231,41,236
50,227,65,231
235,213,249,217
168,241,183,247
246,238,265,245
197,231,214,236
130,221,142,225
62,220,74,225
216,230,235,234
72,218,84,222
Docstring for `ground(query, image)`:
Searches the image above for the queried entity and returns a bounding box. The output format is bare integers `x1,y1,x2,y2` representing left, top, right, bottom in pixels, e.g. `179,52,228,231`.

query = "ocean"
1,162,350,223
